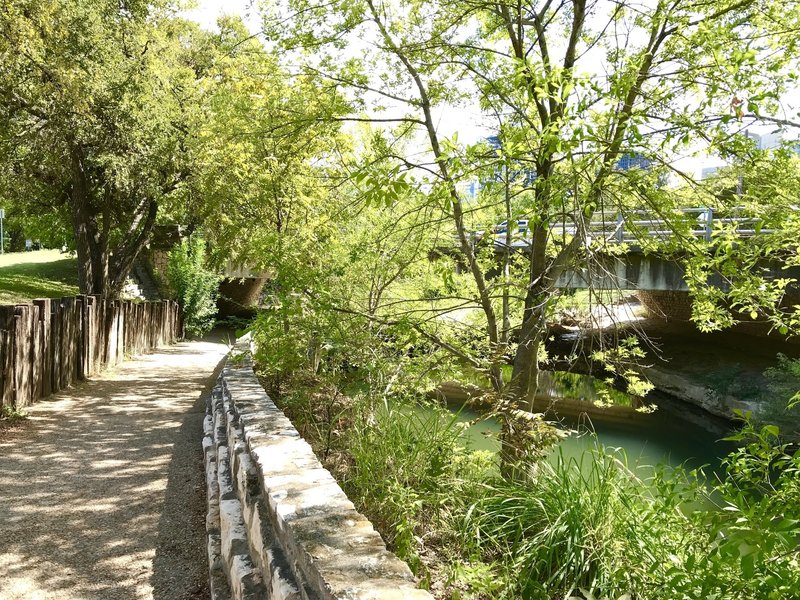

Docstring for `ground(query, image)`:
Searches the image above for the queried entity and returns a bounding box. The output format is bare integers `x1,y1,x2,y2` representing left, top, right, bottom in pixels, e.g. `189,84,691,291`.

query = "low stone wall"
203,334,432,600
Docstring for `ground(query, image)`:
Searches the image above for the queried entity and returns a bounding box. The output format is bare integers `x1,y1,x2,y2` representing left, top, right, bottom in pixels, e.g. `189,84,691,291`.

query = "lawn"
0,250,79,305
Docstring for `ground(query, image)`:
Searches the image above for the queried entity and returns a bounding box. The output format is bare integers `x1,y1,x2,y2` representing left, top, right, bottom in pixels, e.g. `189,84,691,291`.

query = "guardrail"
465,207,777,249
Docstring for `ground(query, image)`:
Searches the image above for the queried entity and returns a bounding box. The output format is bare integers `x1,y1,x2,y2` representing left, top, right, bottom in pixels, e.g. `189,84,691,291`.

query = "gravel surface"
0,335,228,600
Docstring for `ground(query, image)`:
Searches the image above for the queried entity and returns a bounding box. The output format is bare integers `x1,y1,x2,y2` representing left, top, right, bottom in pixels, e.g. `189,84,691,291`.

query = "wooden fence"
0,297,182,412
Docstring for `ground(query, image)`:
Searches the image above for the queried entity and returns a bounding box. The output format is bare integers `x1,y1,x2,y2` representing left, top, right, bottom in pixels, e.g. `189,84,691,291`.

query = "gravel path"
0,335,229,600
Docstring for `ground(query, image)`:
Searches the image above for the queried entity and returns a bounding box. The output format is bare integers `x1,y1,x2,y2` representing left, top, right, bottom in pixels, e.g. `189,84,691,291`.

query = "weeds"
0,405,27,427
265,367,800,599
254,317,800,599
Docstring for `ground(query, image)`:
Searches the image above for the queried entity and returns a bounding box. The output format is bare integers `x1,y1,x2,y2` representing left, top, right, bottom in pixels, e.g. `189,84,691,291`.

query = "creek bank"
544,314,800,422
639,365,752,420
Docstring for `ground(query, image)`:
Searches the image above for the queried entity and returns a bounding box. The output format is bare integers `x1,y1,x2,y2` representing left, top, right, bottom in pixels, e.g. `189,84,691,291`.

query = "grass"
264,358,800,599
0,249,79,305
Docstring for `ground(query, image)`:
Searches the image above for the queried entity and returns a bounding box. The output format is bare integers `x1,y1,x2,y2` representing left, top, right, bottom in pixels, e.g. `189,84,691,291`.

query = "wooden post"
138,303,145,353
86,296,95,376
116,302,124,364
108,300,118,366
60,297,73,389
70,296,80,382
101,298,111,367
95,297,105,371
33,299,52,398
51,301,61,393
13,306,31,409
29,304,42,402
122,301,130,355
0,330,11,409
75,295,86,380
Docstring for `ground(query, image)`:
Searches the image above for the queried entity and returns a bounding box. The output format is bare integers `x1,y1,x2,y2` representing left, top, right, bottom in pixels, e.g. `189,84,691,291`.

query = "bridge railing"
463,207,775,250
594,207,774,243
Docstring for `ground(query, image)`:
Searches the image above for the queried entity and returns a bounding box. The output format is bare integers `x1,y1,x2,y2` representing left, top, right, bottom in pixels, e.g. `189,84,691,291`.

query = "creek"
434,370,737,476
414,324,797,474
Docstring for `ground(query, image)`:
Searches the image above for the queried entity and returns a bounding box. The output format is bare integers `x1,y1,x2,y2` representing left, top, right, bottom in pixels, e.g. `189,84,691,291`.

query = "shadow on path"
151,347,227,600
0,330,230,600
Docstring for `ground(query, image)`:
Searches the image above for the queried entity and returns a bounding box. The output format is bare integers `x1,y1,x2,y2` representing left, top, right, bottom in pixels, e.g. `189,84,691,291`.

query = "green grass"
0,250,79,305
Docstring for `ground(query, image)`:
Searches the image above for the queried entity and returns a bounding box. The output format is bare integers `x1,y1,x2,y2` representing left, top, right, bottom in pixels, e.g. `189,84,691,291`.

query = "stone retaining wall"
203,334,433,600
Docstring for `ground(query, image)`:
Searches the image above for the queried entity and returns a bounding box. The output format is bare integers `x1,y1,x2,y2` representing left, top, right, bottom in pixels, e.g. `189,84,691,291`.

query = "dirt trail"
0,335,228,600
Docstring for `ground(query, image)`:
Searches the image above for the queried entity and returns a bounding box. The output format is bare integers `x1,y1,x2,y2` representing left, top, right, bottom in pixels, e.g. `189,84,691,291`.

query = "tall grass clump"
344,403,465,569
454,421,800,600
457,448,677,599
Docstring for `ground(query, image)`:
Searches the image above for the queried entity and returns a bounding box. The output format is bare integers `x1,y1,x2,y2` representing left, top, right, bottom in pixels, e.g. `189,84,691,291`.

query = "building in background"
616,153,652,171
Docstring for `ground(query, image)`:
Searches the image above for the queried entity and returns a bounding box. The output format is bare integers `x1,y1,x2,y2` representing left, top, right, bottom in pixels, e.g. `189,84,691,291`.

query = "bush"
755,354,800,437
167,237,221,337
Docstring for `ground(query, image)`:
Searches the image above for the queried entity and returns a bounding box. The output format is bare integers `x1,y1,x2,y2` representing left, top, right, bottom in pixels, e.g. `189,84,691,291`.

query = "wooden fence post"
94,296,105,372
0,330,11,409
13,305,31,409
102,298,112,367
33,299,52,398
116,301,124,364
29,304,42,402
59,297,73,390
76,295,87,381
86,296,95,376
51,301,61,394
122,301,130,355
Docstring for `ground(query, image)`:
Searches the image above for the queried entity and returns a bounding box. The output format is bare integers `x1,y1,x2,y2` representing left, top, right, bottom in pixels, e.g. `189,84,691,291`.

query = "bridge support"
636,290,693,322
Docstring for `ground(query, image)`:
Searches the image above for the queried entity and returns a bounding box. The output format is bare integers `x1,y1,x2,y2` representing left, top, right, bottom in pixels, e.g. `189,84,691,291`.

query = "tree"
192,16,349,272
0,0,201,296
267,0,800,419
680,147,800,333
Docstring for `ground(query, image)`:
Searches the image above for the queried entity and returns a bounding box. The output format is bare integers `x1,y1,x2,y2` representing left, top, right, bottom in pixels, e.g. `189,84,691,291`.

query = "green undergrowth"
259,367,800,600
0,405,28,428
0,250,79,304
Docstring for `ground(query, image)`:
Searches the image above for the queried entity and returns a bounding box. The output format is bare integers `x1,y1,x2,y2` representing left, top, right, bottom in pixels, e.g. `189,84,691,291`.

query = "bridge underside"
556,253,691,291
556,252,799,293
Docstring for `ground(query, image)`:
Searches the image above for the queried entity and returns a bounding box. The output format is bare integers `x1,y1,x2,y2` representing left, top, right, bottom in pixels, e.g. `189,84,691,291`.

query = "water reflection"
432,370,735,474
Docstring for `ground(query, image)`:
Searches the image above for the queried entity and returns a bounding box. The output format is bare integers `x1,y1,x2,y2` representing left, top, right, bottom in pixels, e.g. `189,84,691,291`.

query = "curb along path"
0,335,228,600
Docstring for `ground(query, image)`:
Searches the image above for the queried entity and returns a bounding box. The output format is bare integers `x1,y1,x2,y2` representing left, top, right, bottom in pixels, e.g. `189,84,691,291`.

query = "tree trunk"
108,199,158,297
69,148,156,299
70,149,96,295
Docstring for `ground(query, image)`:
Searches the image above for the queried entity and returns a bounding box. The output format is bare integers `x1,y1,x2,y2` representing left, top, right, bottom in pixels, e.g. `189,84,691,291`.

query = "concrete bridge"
469,206,796,293
554,251,800,293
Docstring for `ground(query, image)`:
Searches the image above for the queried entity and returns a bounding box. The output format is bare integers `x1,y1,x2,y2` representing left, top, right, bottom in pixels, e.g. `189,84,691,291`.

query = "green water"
434,371,735,474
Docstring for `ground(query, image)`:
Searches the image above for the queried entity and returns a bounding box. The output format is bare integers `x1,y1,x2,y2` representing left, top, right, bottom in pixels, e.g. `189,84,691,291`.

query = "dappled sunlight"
0,250,74,268
0,336,228,600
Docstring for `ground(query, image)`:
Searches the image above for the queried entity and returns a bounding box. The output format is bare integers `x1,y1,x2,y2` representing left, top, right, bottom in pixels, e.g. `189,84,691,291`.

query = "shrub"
167,236,221,337
755,354,800,437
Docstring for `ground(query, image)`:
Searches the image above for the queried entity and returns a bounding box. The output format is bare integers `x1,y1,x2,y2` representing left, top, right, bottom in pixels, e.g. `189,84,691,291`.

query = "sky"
181,0,262,33
183,0,797,181
181,0,493,146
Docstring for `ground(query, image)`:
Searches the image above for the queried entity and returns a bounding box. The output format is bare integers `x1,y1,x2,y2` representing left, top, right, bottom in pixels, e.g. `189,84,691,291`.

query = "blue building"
616,153,652,171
